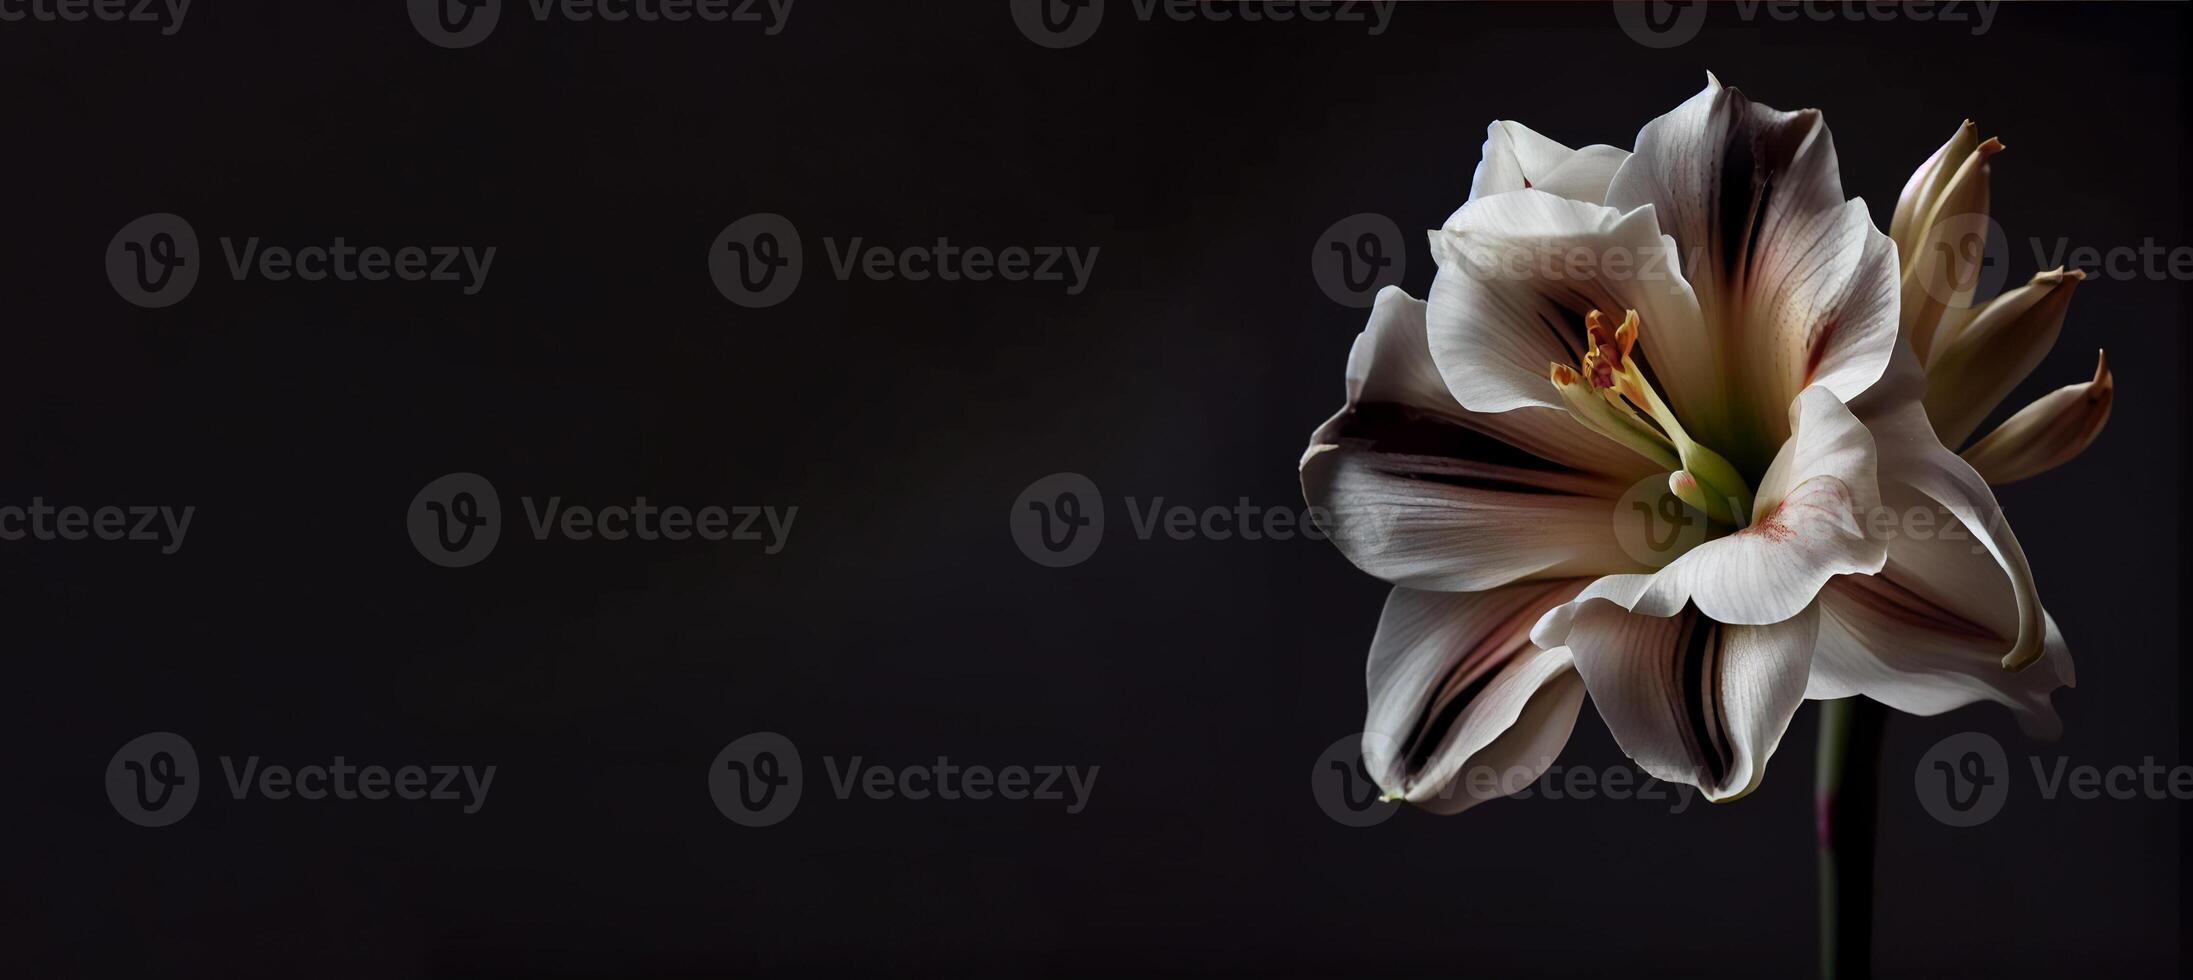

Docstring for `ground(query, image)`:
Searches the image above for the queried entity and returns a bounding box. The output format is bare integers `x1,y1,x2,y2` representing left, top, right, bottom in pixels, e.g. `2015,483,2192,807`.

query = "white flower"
1303,76,2075,811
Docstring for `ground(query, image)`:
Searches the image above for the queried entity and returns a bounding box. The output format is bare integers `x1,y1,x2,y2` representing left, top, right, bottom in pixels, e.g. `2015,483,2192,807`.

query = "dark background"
4,1,2184,976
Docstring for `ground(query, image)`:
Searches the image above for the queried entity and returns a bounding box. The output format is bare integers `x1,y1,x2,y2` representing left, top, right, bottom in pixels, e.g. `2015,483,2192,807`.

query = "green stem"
1816,697,1887,980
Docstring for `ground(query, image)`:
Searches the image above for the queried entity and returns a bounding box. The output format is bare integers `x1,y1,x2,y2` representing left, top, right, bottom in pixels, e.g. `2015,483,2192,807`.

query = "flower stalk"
1816,697,1887,980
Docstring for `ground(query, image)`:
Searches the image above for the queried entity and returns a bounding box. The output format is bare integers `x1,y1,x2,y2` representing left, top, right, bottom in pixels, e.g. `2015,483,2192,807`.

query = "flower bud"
1962,351,2113,486
1923,268,2085,448
1894,120,2004,360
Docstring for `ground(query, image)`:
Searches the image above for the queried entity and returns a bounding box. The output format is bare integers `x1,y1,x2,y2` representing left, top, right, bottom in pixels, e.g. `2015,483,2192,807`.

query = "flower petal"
1469,120,1630,204
1890,120,1981,268
1896,128,2001,362
1302,446,1651,591
1807,568,2074,740
1363,582,1589,813
1923,268,2087,448
1961,351,2114,486
1621,387,1886,625
1605,76,1898,464
1545,595,1821,801
1303,290,1660,591
1425,190,1704,417
1854,346,2048,669
1309,287,1663,479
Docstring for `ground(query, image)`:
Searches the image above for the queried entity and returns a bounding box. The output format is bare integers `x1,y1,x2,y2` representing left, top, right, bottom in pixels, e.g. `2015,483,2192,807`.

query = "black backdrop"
6,2,2187,976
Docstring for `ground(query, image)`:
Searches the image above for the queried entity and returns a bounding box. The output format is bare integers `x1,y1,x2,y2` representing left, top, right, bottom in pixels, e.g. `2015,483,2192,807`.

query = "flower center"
1548,309,1756,524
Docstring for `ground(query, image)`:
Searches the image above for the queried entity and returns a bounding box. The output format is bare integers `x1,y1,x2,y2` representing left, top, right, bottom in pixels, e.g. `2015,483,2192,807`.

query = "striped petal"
1363,582,1590,813
1304,288,1662,591
1605,75,1899,469
1542,594,1821,801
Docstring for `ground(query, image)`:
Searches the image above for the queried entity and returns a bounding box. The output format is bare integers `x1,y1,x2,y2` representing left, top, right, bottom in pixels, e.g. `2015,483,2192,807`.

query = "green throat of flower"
1549,309,1756,525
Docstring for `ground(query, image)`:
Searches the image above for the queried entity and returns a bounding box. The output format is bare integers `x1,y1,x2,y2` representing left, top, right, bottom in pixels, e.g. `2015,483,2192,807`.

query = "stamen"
1583,348,1617,390
1587,309,1639,361
1548,361,1679,471
1551,308,1757,524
